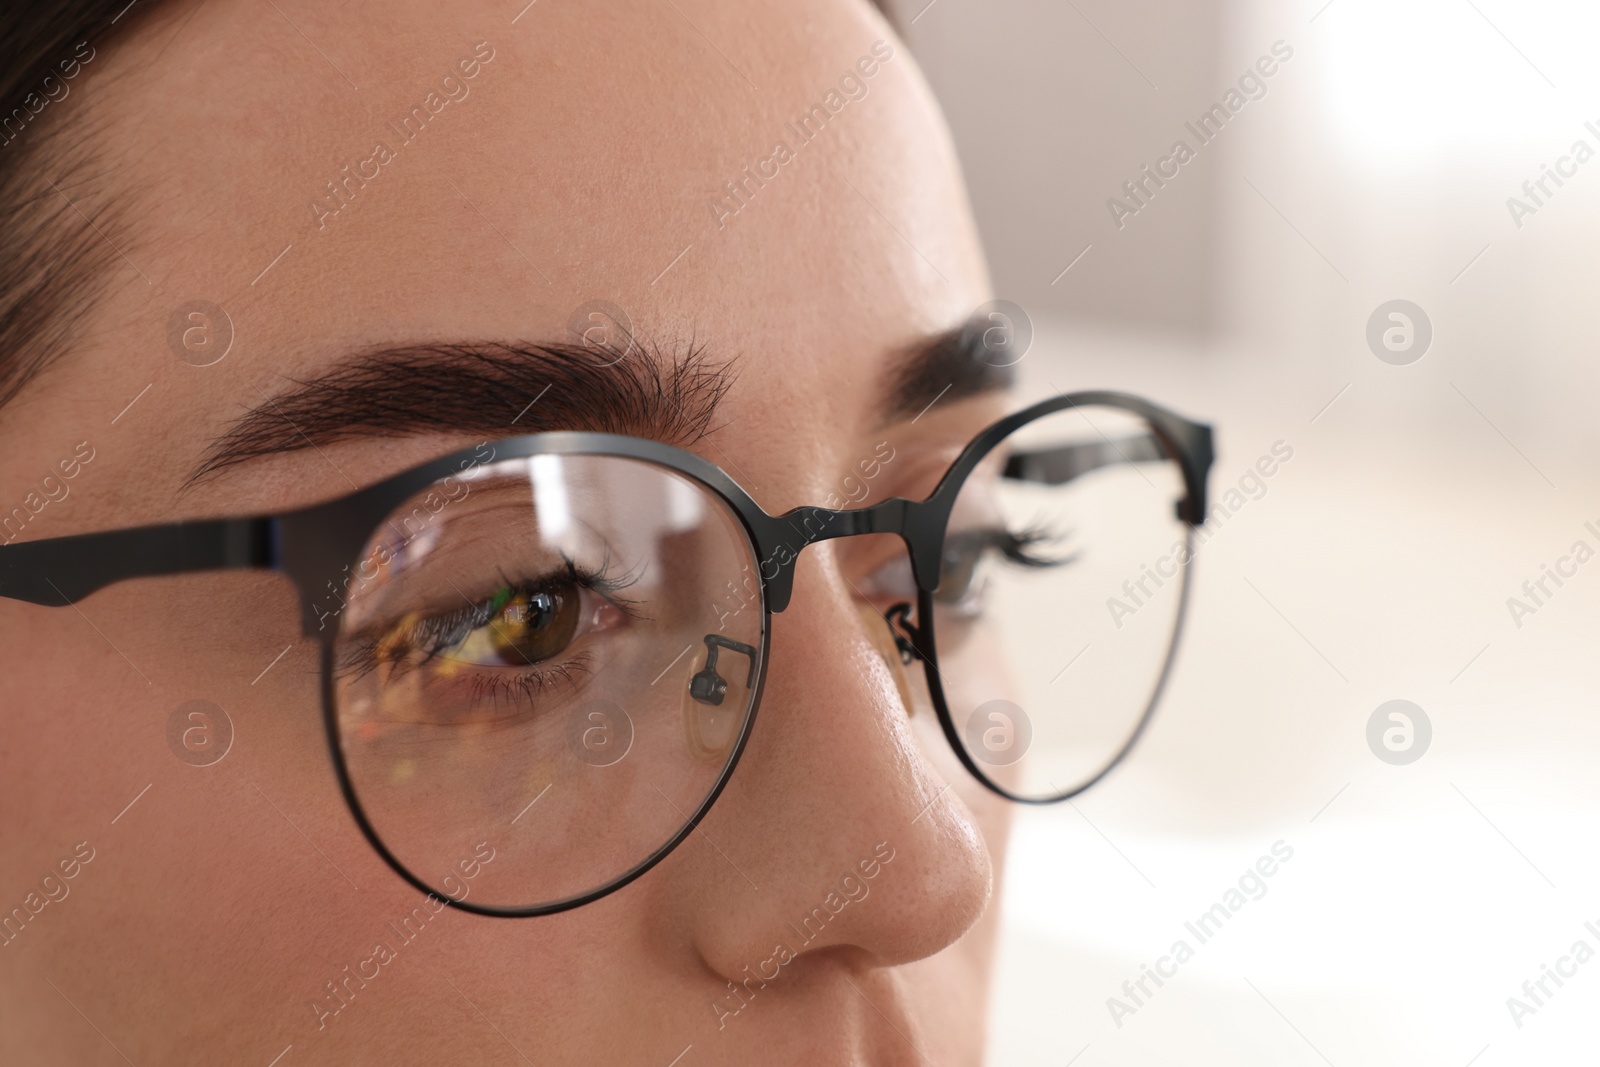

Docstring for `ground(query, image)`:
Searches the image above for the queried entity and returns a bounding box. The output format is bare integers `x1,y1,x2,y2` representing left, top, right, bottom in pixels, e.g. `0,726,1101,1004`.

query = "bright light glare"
530,454,570,539
1321,0,1595,157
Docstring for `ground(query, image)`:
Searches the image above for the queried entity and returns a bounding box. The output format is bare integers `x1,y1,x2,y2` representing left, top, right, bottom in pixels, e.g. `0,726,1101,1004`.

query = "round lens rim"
315,451,773,919
914,406,1200,805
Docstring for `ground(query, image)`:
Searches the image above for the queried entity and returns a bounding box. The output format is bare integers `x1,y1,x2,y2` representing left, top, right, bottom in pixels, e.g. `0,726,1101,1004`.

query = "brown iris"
483,574,581,666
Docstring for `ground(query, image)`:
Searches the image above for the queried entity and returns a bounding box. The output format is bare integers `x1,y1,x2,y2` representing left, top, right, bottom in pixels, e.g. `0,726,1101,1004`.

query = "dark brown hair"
0,2,168,410
0,0,901,414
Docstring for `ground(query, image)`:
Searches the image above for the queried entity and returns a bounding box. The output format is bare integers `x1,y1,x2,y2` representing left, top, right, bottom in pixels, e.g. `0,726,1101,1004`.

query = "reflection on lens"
333,453,764,911
933,404,1189,800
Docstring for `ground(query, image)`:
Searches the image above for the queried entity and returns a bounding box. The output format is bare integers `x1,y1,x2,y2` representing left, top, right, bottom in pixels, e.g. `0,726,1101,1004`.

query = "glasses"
0,391,1212,916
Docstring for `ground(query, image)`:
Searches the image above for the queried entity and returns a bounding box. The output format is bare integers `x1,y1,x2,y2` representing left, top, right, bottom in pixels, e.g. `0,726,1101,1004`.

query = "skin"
0,1,1014,1063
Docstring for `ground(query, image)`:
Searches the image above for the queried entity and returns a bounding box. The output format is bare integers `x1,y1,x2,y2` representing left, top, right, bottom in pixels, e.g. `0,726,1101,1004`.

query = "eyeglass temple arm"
1002,433,1167,486
0,518,275,606
1003,429,1212,525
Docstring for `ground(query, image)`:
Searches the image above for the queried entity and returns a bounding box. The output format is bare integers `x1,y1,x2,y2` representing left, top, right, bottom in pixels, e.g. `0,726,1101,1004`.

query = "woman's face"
0,1,1013,1063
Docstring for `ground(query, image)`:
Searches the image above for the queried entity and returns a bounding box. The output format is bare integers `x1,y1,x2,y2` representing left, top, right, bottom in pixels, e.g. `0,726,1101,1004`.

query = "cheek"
0,577,353,1016
3,569,642,1057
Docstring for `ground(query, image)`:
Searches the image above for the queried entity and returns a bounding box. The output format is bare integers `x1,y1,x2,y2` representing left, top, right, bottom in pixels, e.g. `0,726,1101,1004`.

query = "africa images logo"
1106,841,1295,1028
707,41,896,230
308,42,497,231
1105,41,1294,230
711,842,896,1029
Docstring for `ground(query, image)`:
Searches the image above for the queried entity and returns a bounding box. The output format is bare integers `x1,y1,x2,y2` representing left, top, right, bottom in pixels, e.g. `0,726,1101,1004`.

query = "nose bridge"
756,497,927,613
681,526,995,982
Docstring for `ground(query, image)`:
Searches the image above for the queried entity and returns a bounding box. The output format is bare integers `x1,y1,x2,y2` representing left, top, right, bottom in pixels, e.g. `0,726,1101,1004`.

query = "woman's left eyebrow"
876,319,1018,427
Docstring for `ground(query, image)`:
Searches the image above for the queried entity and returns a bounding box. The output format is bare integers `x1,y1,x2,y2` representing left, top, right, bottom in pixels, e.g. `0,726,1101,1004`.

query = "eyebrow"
189,340,731,484
191,322,1014,484
878,318,1018,425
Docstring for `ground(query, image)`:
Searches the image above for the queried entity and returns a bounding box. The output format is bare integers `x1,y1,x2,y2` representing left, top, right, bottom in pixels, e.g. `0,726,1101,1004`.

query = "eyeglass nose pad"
682,642,750,763
857,601,916,717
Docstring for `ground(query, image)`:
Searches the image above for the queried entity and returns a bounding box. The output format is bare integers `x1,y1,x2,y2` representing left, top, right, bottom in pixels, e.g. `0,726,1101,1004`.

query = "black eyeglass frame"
0,389,1213,917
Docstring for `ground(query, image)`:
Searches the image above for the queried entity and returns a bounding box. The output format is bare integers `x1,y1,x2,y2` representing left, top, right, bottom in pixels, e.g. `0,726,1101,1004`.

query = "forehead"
24,0,991,515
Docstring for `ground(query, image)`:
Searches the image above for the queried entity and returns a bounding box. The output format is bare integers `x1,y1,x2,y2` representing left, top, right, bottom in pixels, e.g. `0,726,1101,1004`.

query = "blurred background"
885,0,1600,1061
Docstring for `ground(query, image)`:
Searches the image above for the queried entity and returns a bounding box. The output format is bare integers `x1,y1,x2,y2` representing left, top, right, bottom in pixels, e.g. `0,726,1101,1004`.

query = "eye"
935,525,1078,614
934,529,995,612
462,576,581,667
362,562,634,682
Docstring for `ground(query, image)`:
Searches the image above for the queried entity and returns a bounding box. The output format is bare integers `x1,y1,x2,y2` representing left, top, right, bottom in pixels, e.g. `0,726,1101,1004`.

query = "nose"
668,544,995,982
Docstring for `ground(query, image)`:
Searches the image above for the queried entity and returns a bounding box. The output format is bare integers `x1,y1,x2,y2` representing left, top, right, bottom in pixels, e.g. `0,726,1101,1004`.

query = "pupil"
508,592,555,630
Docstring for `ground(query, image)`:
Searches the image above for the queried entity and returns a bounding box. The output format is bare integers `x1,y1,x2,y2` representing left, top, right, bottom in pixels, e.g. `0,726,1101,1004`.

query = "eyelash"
856,521,1076,607
932,521,1073,618
457,652,600,726
980,523,1077,569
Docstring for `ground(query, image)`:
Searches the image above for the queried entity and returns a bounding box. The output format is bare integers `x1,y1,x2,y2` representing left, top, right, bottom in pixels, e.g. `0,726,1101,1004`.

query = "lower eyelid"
408,652,599,728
